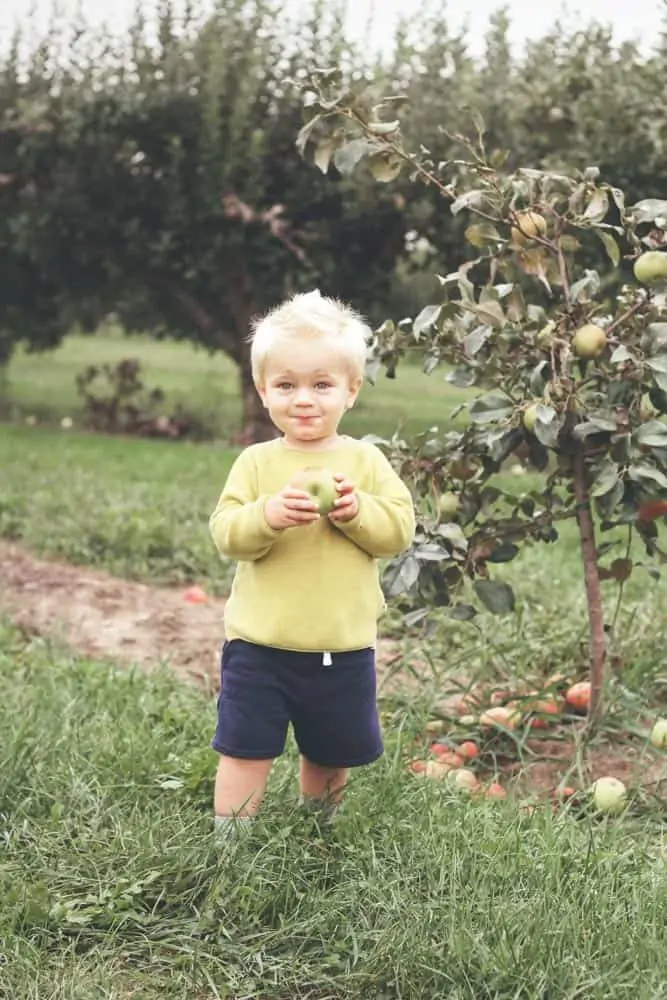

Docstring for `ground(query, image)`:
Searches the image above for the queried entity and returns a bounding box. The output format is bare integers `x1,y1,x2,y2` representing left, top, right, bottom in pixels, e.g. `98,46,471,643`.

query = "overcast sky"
1,0,665,55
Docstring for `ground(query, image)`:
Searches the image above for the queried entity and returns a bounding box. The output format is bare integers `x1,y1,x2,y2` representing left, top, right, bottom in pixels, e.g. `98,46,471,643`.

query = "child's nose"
294,388,313,404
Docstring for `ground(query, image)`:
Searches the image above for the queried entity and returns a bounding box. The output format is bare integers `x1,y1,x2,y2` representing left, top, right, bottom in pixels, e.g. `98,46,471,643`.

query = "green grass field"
2,334,667,998
1,327,471,440
1,623,666,1000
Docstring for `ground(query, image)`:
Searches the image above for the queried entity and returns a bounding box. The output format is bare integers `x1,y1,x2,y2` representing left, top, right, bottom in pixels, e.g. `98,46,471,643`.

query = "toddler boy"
209,290,415,838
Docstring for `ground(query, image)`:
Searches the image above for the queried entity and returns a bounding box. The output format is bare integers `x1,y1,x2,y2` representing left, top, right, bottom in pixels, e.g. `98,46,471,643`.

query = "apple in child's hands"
290,467,338,515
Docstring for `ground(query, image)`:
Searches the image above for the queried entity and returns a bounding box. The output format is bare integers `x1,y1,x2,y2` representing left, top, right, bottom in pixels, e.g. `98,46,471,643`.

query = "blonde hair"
250,290,371,387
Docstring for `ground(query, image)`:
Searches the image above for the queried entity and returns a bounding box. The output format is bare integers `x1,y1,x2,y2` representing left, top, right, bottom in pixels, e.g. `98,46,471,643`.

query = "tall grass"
1,622,665,1000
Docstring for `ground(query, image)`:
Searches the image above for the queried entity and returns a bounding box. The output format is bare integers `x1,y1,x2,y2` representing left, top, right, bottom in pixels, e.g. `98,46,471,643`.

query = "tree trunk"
573,447,606,723
237,354,279,444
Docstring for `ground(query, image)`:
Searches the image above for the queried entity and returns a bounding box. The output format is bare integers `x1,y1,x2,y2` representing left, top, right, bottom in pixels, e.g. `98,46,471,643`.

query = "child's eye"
277,382,293,390
315,381,332,390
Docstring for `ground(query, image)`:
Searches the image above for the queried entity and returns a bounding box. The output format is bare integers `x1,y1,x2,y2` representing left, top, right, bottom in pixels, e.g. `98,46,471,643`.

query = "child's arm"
331,449,415,559
209,450,282,562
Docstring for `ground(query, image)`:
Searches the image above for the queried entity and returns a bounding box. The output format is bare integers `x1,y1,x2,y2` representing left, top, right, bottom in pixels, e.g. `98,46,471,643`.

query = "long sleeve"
334,448,415,559
209,449,282,562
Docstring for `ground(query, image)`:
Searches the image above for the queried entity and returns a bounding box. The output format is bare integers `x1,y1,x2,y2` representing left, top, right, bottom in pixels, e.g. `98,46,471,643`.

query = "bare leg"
214,755,274,818
299,756,349,808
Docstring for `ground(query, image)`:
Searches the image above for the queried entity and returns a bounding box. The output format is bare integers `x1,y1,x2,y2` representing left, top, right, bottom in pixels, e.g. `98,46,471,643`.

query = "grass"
1,621,666,1000
0,326,471,441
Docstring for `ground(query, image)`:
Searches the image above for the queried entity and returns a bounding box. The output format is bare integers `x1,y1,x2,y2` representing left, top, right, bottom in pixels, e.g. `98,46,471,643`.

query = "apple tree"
297,70,667,721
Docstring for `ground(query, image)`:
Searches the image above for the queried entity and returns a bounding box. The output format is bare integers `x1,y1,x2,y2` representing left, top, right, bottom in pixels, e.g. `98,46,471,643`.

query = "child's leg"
299,757,349,805
214,754,274,818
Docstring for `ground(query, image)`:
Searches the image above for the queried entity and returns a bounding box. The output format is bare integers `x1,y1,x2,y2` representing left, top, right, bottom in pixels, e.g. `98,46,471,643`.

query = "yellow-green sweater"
209,436,416,652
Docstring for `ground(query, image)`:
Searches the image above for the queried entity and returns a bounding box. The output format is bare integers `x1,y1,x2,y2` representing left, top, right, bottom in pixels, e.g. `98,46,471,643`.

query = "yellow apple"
511,211,547,245
572,323,607,359
633,251,667,288
649,717,667,749
591,776,627,814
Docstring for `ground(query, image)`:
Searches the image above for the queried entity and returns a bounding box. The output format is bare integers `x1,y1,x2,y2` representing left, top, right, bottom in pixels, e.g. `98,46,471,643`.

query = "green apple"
649,717,667,749
633,251,667,288
572,323,607,359
438,491,460,522
522,402,541,434
291,466,338,515
591,776,627,814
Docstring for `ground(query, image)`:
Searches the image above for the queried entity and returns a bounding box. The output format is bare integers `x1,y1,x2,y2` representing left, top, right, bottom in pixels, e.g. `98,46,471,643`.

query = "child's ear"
257,384,268,408
346,376,363,409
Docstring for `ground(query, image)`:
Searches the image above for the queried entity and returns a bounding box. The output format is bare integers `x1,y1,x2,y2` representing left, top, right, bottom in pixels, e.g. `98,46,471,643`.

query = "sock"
213,814,254,844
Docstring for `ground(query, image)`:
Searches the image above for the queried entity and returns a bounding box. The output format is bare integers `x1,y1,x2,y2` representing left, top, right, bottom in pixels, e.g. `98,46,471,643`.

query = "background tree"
0,0,405,440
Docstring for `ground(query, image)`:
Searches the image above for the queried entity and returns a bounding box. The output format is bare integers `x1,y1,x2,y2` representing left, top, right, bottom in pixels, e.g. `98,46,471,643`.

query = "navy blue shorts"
211,639,384,768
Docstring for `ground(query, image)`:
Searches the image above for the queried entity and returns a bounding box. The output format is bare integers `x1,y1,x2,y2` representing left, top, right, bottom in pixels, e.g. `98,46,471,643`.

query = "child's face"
258,340,362,448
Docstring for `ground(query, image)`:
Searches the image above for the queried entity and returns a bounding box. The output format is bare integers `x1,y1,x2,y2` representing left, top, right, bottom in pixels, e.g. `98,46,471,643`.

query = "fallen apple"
649,717,667,749
291,466,338,515
633,250,667,288
183,585,209,604
572,323,607,359
591,776,627,814
449,768,479,792
457,740,479,760
479,705,520,731
486,781,506,799
565,681,591,713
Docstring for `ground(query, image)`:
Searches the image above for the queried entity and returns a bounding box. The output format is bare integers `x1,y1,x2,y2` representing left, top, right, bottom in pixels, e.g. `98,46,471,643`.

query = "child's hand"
329,474,359,523
264,487,321,530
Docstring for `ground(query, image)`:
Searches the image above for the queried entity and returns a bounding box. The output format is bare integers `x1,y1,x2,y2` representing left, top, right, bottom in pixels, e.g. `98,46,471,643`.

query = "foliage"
297,68,667,719
0,0,402,439
75,356,209,439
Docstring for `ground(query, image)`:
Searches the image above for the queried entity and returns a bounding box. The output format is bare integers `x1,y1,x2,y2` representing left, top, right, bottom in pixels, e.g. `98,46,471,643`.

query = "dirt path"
0,541,401,693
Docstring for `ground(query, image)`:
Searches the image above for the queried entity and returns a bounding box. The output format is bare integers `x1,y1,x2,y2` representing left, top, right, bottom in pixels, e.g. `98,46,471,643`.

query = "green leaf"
628,464,667,489
450,189,490,216
641,323,667,355
469,392,514,424
314,139,335,174
582,188,609,223
573,415,617,440
485,427,523,464
488,543,520,563
610,344,632,364
437,522,468,551
383,552,420,598
646,356,667,374
463,324,492,356
533,405,562,449
590,456,620,497
366,119,400,135
413,304,441,337
465,222,501,247
448,603,478,621
295,114,322,156
597,230,621,267
630,198,667,226
473,579,516,615
333,138,375,175
569,269,601,303
446,366,477,388
634,420,667,448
